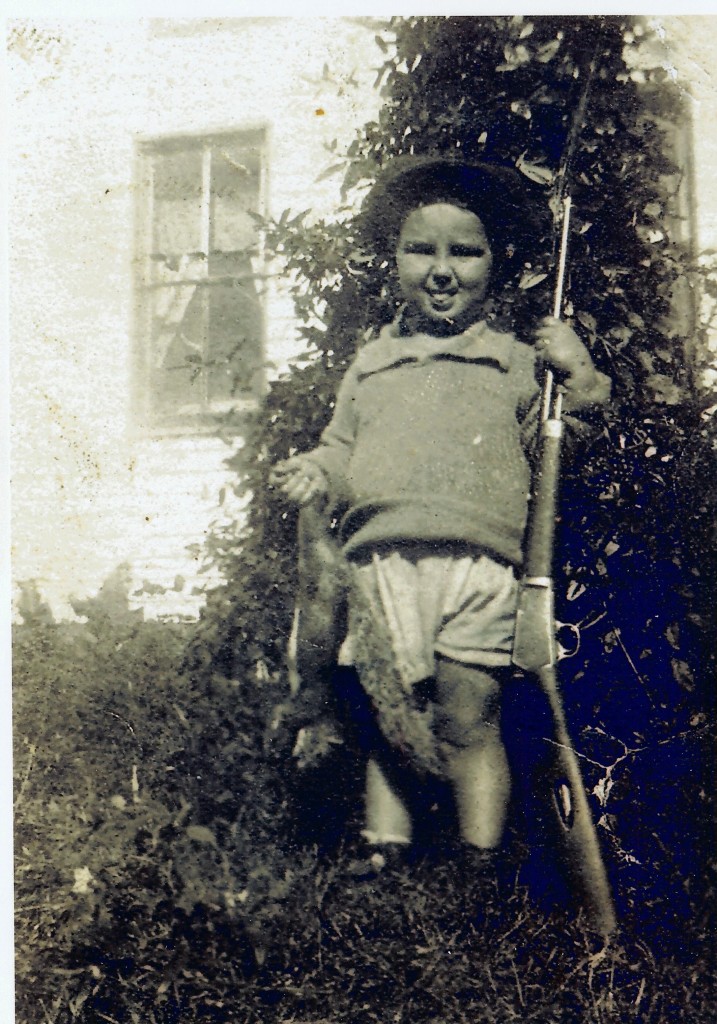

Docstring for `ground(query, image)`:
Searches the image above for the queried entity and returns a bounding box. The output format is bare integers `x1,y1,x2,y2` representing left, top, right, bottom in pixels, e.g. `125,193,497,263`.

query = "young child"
271,157,611,859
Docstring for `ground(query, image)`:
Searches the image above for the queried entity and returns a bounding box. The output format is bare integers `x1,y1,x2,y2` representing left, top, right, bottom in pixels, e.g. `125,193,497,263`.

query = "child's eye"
400,242,436,256
451,245,486,258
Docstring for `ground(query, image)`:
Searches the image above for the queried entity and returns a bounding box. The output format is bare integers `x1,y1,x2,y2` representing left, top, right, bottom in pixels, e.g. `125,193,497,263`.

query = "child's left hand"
535,314,609,391
533,317,596,387
533,317,611,411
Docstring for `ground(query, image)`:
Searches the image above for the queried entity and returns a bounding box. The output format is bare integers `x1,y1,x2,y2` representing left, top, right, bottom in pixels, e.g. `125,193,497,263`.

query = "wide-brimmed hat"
359,154,546,274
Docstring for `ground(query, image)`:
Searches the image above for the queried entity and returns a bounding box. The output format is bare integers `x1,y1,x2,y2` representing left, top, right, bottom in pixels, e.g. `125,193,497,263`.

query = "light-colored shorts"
339,545,518,685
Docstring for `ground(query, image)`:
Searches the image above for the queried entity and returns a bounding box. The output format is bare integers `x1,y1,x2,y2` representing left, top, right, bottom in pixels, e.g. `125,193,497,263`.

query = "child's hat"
359,153,545,261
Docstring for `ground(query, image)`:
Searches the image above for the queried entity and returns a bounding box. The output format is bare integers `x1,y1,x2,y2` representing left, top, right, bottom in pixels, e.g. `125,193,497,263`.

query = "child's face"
395,203,493,333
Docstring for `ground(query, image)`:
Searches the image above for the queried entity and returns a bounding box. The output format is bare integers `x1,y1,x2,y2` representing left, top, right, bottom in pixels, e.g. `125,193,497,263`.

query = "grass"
12,616,716,1023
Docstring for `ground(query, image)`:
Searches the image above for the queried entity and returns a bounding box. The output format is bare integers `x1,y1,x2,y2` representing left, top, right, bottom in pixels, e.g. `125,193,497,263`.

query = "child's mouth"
427,291,458,310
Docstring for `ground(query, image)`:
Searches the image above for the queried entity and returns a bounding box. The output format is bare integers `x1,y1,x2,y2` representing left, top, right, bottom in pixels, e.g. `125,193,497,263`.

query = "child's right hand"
269,456,329,506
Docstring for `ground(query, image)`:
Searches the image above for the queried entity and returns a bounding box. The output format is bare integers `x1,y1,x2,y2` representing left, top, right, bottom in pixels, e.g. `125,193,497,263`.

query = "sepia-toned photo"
9,13,717,1022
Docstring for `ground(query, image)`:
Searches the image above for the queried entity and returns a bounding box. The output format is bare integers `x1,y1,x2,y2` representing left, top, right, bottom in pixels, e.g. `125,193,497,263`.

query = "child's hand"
533,317,611,409
533,317,599,389
269,456,328,506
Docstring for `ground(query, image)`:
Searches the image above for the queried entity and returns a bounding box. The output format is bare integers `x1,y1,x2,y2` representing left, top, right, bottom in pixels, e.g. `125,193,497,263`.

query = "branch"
612,627,657,709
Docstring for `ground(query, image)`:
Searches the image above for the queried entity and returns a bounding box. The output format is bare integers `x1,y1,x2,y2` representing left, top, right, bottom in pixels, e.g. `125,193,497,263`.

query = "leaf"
186,825,218,847
518,270,549,290
496,43,531,72
665,623,680,649
510,99,532,120
536,38,562,63
671,658,695,691
315,162,347,184
576,311,597,332
506,43,530,66
515,156,554,185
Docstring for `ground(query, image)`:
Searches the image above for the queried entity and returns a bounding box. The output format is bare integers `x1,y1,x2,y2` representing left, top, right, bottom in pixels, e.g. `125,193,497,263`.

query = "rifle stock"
534,661,617,936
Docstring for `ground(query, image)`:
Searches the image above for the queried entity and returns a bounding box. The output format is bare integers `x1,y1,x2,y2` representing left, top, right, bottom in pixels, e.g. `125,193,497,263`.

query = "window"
134,129,267,432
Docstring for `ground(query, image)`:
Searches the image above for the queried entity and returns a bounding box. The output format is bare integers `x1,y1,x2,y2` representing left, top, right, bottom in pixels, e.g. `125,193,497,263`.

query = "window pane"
152,148,204,255
206,257,264,400
150,283,207,415
210,142,262,252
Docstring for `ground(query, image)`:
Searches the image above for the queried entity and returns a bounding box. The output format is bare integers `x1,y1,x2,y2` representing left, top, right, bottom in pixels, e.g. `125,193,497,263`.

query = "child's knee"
435,706,500,749
434,661,503,749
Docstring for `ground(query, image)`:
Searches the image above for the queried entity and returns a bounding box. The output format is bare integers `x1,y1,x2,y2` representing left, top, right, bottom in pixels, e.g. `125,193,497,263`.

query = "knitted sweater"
306,318,609,568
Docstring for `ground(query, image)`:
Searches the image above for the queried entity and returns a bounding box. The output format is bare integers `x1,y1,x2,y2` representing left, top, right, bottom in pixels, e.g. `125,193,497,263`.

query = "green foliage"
13,606,303,1022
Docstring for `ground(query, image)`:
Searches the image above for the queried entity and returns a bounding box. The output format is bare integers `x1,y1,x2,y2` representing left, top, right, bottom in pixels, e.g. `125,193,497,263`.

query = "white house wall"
10,18,385,619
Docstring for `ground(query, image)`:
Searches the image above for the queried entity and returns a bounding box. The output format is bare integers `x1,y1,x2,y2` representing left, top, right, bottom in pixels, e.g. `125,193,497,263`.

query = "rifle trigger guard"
556,621,581,661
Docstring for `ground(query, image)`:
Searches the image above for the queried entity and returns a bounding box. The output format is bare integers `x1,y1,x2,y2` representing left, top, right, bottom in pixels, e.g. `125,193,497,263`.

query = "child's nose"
428,259,455,283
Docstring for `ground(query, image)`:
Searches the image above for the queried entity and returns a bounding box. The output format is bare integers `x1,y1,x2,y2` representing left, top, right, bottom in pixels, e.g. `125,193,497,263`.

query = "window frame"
132,126,269,437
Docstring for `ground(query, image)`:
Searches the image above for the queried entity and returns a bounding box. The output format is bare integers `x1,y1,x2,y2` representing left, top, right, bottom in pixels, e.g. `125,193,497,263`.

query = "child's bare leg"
435,658,510,849
364,758,413,846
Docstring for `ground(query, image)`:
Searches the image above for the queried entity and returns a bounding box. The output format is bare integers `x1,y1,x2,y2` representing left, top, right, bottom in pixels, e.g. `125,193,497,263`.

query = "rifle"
512,197,617,937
